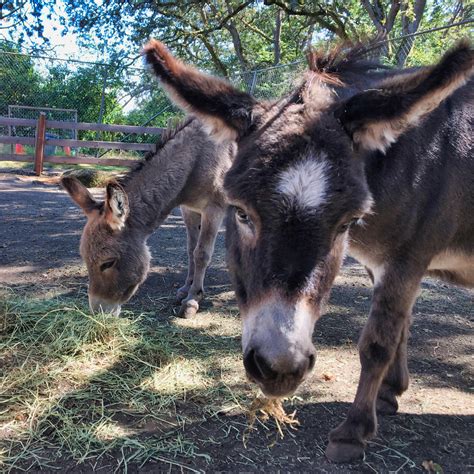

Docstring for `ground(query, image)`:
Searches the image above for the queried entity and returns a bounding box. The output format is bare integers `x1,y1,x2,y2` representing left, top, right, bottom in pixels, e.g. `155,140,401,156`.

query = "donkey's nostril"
254,351,277,380
308,353,316,372
123,284,137,300
244,349,277,381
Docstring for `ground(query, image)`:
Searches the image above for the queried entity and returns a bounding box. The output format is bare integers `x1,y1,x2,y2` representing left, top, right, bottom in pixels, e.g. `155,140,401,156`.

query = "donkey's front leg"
178,206,225,318
366,265,411,415
326,265,424,462
176,207,201,303
376,320,410,415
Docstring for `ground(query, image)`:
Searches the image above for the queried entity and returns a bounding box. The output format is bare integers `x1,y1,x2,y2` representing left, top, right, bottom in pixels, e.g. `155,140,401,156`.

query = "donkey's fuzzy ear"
143,39,256,143
105,181,129,231
61,176,100,215
338,40,474,153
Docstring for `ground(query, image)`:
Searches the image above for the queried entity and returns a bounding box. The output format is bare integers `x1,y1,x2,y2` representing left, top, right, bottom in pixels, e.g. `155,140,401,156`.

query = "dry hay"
244,394,299,447
61,168,116,187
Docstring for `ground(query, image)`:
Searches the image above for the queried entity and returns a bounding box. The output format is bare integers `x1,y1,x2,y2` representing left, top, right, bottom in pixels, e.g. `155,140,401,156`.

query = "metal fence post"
34,113,46,176
96,67,109,157
98,67,109,124
249,70,258,95
8,105,13,155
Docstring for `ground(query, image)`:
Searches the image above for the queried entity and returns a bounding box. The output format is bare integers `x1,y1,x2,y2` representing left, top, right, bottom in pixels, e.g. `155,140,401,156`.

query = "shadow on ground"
1,174,473,472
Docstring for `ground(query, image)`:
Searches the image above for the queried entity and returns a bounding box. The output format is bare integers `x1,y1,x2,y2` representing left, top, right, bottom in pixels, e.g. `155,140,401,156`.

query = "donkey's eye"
338,218,360,234
235,207,251,225
100,260,116,271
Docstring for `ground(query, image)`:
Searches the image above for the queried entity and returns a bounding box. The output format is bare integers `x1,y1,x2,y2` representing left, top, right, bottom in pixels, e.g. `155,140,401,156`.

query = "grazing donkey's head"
144,40,473,396
61,177,150,316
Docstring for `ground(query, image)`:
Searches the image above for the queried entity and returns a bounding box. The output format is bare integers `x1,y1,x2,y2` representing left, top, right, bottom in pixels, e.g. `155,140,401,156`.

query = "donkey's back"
350,78,474,288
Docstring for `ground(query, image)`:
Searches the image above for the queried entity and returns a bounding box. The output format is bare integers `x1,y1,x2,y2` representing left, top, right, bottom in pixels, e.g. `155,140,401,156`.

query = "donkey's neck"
120,120,202,235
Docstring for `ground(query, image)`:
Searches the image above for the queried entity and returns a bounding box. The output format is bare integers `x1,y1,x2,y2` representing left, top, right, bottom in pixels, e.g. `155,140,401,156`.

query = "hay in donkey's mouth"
244,394,299,446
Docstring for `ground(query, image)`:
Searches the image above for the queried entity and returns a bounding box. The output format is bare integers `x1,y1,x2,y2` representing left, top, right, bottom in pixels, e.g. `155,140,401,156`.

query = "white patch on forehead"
277,157,329,210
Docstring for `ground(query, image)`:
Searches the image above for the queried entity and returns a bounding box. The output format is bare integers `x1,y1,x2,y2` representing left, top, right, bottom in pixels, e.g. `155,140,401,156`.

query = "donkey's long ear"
61,176,100,215
105,181,129,231
337,40,474,153
143,39,256,143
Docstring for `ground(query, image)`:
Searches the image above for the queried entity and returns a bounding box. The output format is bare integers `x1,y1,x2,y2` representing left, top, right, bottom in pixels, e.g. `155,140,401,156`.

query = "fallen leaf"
322,373,335,381
422,460,444,473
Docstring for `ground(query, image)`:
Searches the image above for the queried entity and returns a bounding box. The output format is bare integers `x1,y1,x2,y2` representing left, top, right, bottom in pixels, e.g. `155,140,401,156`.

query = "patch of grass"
0,160,133,177
0,161,32,170
0,292,248,471
61,168,116,187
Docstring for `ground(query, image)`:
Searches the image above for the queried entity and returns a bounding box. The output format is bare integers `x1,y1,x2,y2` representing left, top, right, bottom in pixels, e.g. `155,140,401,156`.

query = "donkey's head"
62,177,150,316
144,40,473,396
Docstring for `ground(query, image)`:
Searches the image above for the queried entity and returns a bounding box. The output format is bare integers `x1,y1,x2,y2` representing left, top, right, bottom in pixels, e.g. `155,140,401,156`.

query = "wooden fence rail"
0,113,164,175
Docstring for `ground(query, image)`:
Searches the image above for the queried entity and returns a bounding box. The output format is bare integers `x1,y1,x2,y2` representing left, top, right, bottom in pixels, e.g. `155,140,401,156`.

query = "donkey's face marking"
277,157,329,211
224,122,370,396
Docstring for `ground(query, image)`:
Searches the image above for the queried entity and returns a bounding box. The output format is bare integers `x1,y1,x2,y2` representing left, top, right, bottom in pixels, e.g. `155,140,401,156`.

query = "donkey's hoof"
376,393,399,416
178,300,199,319
175,288,190,304
325,440,365,463
174,294,187,305
178,306,198,319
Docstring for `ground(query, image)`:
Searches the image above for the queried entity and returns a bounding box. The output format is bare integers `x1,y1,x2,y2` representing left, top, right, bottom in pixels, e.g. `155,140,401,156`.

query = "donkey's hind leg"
178,205,225,318
176,207,201,303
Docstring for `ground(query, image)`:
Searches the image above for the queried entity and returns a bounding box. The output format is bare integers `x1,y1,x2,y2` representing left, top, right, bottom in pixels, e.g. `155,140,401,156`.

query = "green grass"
0,292,249,471
0,161,131,173
0,161,32,170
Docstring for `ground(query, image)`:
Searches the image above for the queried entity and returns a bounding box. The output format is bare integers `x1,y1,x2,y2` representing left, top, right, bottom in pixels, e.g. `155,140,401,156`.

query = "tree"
61,0,314,76
38,64,122,124
0,1,57,49
0,41,42,115
2,1,471,76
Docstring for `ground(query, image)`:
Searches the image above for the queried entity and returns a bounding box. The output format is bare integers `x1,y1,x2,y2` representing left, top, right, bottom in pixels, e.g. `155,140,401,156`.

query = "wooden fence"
0,113,164,175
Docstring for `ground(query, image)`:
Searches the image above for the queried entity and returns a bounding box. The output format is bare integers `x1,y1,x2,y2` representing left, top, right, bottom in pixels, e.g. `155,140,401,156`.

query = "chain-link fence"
0,48,176,158
234,19,473,100
0,19,472,140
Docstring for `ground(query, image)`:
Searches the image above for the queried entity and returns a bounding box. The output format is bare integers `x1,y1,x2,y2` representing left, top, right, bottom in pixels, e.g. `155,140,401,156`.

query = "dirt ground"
1,172,473,473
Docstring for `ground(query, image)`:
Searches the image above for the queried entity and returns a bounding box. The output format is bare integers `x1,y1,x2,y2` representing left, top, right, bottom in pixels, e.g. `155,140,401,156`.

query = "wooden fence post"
34,112,46,176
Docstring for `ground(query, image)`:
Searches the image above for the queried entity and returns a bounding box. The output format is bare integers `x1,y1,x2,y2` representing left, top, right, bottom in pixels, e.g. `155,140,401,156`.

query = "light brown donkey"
62,118,234,318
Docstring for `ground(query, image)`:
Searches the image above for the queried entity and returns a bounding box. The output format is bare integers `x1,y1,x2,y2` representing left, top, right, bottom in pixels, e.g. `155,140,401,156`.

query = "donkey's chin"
246,374,303,399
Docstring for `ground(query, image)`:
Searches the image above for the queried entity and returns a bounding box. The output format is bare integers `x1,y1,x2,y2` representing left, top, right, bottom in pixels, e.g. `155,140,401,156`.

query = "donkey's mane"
117,116,196,187
144,116,196,161
306,42,389,85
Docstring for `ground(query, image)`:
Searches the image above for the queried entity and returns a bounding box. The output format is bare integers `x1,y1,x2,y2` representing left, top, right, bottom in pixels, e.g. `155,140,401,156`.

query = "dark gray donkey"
144,39,473,461
62,118,234,318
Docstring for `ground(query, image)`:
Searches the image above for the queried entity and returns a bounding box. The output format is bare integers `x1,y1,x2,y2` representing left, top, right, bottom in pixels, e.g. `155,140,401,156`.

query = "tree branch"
385,0,401,33
196,0,253,35
240,18,272,42
263,0,348,38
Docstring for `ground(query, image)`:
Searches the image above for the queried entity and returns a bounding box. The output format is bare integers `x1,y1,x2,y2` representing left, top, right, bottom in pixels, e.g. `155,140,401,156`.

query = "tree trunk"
199,35,229,77
395,0,426,66
273,8,282,65
360,0,401,36
225,21,248,71
224,0,248,72
303,21,315,51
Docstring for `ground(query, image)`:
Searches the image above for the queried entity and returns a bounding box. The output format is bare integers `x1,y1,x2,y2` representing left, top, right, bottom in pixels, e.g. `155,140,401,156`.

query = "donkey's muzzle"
89,294,122,317
244,347,316,397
